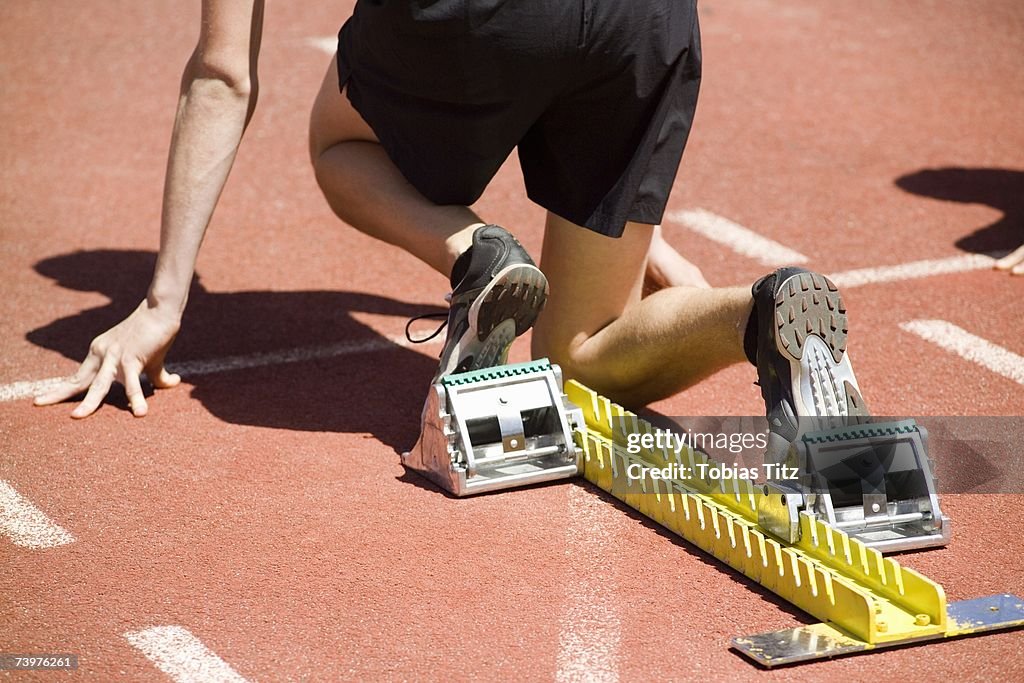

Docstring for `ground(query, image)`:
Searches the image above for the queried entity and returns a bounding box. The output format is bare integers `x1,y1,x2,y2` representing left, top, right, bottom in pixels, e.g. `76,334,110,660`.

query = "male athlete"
37,0,873,455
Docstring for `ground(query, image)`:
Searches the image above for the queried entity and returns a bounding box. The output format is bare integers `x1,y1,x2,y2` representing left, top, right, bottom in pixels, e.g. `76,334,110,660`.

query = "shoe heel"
773,272,848,364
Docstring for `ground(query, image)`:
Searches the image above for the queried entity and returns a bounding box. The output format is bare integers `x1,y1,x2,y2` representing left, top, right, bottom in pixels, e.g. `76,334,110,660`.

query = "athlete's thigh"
532,213,652,360
308,55,377,161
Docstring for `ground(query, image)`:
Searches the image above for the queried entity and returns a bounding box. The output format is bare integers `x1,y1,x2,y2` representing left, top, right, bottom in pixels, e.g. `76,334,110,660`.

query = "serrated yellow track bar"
566,380,947,645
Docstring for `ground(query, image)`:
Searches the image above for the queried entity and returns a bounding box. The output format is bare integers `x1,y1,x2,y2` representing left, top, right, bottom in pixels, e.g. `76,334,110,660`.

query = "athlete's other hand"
644,224,711,295
34,299,182,418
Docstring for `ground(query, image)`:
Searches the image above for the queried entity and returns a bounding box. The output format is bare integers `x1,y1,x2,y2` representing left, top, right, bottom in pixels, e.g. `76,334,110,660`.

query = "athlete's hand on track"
995,244,1024,276
34,300,182,418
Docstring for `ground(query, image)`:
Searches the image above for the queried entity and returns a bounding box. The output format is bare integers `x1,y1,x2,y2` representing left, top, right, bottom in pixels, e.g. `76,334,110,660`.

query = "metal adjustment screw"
871,502,881,513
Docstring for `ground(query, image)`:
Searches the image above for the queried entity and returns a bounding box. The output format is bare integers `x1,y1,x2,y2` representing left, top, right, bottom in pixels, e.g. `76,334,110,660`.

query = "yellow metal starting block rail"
565,380,1024,667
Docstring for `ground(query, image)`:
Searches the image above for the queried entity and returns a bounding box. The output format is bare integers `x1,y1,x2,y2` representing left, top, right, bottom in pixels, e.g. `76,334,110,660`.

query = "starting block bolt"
871,503,881,513
915,614,931,626
876,620,888,633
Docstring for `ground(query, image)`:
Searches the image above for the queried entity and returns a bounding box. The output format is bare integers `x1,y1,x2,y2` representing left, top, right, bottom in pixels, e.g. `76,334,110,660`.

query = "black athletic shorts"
337,0,701,237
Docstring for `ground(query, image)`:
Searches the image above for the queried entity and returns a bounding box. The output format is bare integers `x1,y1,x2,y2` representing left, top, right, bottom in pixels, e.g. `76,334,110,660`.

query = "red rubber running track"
2,1,1022,680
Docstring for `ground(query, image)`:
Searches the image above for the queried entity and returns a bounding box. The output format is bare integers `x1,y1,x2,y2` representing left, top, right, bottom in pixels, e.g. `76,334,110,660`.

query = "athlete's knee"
308,102,333,170
309,143,358,223
309,142,334,203
534,317,644,401
532,321,589,384
310,143,331,189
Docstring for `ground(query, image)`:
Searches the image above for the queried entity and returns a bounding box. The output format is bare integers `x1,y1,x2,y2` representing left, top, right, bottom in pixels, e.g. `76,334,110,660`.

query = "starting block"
564,380,1024,668
402,359,581,496
758,419,951,552
400,364,1022,666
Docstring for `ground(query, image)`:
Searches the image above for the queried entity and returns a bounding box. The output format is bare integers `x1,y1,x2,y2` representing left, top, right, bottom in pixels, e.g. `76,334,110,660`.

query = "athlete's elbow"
184,50,257,101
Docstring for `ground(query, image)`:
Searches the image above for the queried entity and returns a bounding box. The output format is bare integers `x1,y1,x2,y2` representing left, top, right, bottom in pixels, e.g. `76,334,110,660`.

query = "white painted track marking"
556,485,620,683
900,320,1024,386
1,335,437,402
0,480,75,548
829,254,997,288
0,377,64,403
0,250,1009,403
124,626,250,683
667,208,809,266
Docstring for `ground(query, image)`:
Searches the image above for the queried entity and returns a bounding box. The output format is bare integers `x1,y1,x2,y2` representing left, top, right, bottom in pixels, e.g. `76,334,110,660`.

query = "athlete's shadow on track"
895,167,1024,254
28,249,444,452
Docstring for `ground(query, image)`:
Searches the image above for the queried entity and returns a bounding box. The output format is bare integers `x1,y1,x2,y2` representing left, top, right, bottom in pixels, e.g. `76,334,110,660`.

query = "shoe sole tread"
774,271,848,364
435,264,548,380
772,272,870,419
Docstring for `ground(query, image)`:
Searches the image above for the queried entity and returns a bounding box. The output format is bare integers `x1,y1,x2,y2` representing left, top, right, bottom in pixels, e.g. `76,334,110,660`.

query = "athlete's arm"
35,0,265,418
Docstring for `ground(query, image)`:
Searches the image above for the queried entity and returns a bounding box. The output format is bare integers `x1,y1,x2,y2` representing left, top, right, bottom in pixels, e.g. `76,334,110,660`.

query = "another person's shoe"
750,267,870,456
408,225,548,383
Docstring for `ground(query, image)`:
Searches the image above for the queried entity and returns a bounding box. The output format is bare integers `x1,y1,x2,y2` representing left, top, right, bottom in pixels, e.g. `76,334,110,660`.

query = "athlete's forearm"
146,0,265,317
147,58,257,318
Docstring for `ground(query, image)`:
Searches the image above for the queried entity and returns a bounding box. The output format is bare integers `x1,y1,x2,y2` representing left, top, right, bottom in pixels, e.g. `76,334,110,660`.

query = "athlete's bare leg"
532,213,752,407
309,56,481,276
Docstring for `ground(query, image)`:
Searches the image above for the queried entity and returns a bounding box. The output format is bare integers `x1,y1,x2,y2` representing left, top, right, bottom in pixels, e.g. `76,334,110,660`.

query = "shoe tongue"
450,246,474,288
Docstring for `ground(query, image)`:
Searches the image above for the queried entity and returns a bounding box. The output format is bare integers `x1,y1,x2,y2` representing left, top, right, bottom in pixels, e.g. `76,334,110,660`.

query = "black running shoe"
409,225,548,384
751,267,871,458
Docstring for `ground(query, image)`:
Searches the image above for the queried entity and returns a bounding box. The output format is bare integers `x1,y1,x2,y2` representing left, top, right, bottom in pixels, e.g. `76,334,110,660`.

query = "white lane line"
667,208,809,266
0,251,1006,404
829,253,997,288
0,335,437,402
0,377,64,403
900,320,1024,386
556,485,620,683
124,626,250,683
0,480,75,548
305,36,337,55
